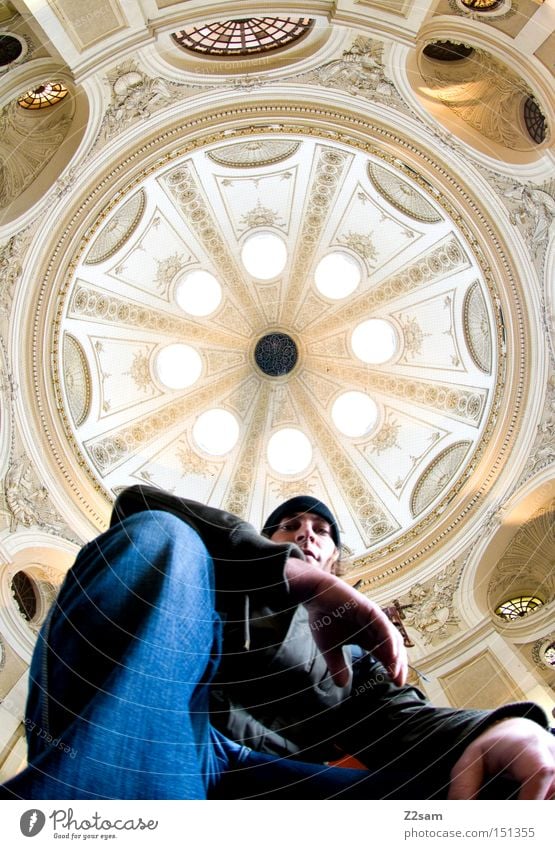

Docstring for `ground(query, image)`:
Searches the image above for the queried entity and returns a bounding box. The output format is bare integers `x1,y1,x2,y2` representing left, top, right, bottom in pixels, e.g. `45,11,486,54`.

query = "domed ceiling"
53,130,504,568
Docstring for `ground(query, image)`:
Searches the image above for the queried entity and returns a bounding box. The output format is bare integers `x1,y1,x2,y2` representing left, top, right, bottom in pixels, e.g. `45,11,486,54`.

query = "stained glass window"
18,82,69,110
523,96,547,144
495,596,544,621
172,17,314,57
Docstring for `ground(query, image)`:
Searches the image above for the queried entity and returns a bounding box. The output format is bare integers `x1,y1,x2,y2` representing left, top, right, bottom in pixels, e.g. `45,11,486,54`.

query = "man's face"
270,512,339,573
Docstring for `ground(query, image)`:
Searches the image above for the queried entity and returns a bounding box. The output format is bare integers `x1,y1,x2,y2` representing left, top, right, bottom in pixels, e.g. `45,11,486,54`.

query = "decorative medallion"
254,333,298,376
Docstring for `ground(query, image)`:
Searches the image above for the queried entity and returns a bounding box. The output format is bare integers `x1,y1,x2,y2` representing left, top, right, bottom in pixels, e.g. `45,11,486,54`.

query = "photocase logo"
20,809,46,837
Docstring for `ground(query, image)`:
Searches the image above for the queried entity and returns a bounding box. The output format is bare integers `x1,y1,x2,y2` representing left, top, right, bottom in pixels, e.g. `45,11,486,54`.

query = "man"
1,486,554,799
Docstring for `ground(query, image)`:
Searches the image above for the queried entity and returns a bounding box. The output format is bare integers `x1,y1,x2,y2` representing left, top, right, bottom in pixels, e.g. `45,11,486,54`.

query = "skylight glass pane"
351,318,398,364
155,344,202,389
267,428,312,474
193,409,239,455
175,270,222,316
241,232,287,279
315,251,361,299
332,391,378,437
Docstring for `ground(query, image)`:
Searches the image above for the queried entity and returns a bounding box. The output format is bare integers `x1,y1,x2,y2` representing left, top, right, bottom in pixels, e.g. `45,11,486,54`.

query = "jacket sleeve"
332,651,550,787
110,484,303,603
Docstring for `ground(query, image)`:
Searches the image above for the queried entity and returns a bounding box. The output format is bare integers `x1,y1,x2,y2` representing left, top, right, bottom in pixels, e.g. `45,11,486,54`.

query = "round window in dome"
267,428,312,475
155,344,202,390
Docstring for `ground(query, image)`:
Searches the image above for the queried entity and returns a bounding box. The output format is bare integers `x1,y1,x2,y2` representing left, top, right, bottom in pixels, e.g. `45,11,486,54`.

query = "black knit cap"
261,495,340,548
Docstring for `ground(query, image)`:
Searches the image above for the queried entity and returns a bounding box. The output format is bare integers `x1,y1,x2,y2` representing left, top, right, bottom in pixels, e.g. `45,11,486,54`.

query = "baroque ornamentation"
240,201,286,231
293,379,399,544
367,162,442,223
68,284,239,348
487,500,555,608
299,37,403,105
419,47,535,151
316,360,486,426
338,230,377,265
463,281,492,373
85,190,146,264
63,334,91,426
162,163,256,326
307,235,469,338
0,97,73,208
369,415,402,455
0,234,25,315
207,140,301,168
2,456,72,537
99,61,181,142
411,442,472,516
399,560,461,646
85,372,238,476
223,385,270,517
281,146,353,327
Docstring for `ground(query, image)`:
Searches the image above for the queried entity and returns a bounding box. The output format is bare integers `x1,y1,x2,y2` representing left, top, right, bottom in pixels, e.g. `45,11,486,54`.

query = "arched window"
18,82,69,110
172,17,314,57
523,96,547,145
494,595,544,621
423,41,474,62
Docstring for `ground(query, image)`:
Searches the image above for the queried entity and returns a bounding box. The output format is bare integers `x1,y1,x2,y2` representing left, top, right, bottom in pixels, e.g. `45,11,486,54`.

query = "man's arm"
449,717,555,799
284,556,407,687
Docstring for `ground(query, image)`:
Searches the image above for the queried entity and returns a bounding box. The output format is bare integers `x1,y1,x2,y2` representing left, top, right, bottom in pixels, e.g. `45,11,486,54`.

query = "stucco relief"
280,146,353,328
223,384,269,517
0,97,74,208
0,234,26,316
293,379,399,545
399,560,461,646
299,36,404,107
418,48,537,151
487,499,555,609
524,372,555,478
99,61,181,142
162,163,257,327
1,455,79,542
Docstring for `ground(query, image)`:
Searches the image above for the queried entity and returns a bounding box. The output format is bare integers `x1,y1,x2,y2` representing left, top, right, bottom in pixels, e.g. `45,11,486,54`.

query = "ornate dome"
45,129,512,577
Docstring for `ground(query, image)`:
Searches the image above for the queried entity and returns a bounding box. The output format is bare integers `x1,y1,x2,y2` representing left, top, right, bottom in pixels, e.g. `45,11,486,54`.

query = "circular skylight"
267,428,312,475
351,318,398,364
193,408,240,455
155,344,202,389
175,270,222,316
315,251,361,299
332,391,378,437
241,232,287,279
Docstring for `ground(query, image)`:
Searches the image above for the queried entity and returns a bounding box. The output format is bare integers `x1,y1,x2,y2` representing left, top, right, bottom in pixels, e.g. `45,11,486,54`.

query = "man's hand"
284,557,407,688
448,717,555,799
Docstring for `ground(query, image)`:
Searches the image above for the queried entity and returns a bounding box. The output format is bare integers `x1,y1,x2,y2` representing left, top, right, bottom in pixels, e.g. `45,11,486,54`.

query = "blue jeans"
0,511,486,800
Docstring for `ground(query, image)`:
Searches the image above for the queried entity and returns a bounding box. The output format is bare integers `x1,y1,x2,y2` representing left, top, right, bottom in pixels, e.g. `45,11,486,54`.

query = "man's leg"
1,511,221,799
